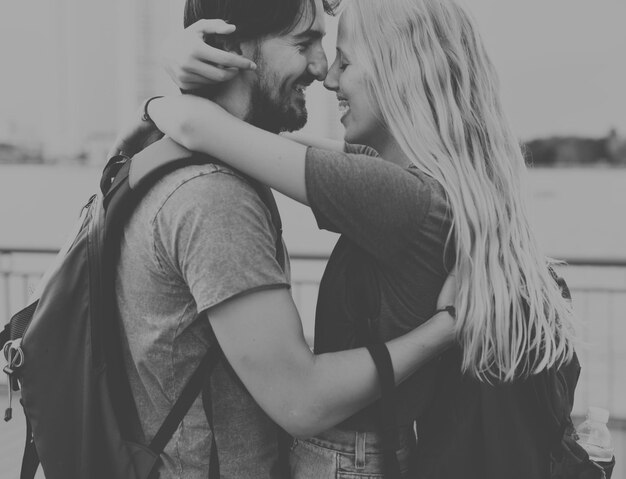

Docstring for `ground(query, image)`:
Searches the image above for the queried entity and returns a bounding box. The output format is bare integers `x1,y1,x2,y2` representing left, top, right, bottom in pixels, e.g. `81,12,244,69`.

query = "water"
1,165,625,260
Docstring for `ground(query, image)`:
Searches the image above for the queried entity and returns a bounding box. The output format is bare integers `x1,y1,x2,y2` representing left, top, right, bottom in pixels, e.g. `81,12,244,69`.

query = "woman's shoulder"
405,166,449,214
406,165,444,192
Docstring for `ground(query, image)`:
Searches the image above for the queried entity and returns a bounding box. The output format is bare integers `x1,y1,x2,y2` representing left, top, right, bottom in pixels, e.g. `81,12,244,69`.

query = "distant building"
0,143,44,165
14,0,340,166
524,129,626,167
30,0,184,165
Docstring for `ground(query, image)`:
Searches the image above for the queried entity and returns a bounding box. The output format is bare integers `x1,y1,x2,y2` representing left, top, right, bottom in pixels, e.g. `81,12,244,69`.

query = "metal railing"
0,248,58,323
1,249,624,476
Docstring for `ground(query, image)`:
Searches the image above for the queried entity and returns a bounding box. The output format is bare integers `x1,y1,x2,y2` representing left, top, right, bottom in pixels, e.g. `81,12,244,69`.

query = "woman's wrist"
145,96,165,125
434,305,456,320
432,307,457,348
142,95,164,122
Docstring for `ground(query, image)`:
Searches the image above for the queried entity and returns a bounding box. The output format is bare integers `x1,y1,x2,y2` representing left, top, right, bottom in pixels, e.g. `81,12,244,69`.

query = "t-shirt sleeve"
153,169,289,313
343,142,380,157
305,146,434,261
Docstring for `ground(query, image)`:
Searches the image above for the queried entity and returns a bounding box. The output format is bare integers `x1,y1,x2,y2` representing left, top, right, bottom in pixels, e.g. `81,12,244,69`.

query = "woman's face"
324,14,386,147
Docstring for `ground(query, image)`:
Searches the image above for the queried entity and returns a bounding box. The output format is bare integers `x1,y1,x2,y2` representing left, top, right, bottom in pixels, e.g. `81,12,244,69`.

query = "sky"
0,0,624,143
460,0,626,139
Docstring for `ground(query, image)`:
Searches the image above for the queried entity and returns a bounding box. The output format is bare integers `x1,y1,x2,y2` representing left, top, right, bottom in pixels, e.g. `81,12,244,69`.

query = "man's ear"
220,36,244,56
208,34,256,65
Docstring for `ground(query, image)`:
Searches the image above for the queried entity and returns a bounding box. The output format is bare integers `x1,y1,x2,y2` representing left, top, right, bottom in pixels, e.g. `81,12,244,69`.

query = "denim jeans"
289,426,416,479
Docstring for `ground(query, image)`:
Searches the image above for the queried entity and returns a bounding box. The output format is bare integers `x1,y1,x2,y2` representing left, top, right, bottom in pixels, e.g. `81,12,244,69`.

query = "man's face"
245,0,328,133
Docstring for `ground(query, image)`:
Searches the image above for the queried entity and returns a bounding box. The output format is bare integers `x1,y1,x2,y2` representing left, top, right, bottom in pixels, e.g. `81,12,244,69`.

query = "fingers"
186,20,256,70
169,68,239,91
162,20,257,90
202,47,257,71
186,58,242,80
189,18,237,36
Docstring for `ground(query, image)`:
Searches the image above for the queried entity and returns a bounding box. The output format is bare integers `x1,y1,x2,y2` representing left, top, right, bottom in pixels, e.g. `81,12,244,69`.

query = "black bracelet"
142,95,164,122
435,305,456,319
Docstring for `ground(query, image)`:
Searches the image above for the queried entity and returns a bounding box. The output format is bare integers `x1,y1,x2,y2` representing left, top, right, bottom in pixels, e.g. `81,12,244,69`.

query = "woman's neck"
373,136,413,169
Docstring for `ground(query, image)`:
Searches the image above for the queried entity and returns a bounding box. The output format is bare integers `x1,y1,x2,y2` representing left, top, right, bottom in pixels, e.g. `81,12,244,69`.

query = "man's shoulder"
155,161,253,199
140,160,265,221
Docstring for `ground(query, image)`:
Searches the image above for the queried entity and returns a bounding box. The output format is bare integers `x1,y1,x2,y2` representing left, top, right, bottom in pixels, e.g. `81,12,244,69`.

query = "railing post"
0,251,12,324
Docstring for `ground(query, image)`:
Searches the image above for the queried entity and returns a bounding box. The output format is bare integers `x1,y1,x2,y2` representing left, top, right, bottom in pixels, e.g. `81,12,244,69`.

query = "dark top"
305,144,452,431
414,342,580,479
413,271,580,479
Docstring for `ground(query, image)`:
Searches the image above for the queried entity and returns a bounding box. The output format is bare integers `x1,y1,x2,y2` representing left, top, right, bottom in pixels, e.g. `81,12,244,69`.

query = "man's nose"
308,46,328,81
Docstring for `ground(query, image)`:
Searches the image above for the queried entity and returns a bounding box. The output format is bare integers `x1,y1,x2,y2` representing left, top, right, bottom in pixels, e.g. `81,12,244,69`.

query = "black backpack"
347,255,615,479
1,139,285,479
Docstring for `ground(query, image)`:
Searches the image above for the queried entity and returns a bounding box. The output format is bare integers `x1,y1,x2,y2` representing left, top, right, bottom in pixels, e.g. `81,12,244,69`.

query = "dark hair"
184,0,339,43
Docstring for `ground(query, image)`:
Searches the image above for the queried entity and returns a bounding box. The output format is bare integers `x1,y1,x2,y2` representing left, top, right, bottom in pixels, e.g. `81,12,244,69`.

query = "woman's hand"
107,101,165,160
437,270,457,310
162,19,257,91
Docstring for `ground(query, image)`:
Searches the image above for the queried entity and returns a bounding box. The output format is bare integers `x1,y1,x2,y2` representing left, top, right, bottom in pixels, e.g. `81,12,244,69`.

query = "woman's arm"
148,95,312,205
210,267,456,439
281,132,344,152
210,283,456,438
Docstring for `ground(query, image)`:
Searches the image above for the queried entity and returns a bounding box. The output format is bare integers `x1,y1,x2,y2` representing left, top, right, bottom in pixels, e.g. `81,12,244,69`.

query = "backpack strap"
201,324,222,479
1,305,41,479
20,406,38,479
148,338,221,455
2,300,39,347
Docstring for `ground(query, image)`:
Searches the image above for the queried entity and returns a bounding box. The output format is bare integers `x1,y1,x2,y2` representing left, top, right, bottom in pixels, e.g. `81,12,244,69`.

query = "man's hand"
162,19,257,91
107,103,165,160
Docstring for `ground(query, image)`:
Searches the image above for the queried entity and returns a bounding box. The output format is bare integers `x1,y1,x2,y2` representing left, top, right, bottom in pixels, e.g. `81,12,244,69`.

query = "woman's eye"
339,62,349,71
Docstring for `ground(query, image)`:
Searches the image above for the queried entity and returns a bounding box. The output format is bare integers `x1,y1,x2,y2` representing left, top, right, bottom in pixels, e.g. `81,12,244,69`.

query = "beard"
245,51,309,134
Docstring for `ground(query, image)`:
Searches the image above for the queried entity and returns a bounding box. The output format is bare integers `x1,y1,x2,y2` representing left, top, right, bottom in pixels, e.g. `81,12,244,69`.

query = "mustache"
293,73,316,88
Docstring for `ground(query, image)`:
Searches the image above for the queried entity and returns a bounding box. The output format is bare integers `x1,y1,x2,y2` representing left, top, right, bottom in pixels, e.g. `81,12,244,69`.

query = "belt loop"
355,431,366,469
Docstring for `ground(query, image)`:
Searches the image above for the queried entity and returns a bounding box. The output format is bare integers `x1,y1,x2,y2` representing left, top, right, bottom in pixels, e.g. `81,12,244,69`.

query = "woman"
114,0,577,477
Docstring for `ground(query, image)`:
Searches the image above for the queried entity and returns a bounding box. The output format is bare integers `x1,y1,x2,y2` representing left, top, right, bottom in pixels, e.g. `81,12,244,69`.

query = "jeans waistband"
305,425,415,455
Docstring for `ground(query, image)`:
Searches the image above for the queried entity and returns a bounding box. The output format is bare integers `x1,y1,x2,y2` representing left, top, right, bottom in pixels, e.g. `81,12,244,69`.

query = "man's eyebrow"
293,28,326,40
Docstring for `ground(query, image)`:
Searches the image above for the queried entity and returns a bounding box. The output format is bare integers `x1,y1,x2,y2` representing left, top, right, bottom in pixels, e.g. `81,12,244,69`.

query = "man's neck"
206,76,251,122
207,75,282,134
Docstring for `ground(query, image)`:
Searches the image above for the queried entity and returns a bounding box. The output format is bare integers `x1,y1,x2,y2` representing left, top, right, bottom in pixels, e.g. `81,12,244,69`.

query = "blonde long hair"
343,0,575,382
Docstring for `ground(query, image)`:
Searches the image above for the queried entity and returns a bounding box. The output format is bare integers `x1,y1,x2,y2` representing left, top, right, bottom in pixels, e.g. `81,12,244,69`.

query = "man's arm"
155,169,456,439
208,287,455,439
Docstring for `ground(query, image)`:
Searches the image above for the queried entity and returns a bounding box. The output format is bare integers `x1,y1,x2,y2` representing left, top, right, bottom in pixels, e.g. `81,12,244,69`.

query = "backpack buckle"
3,339,24,422
3,338,24,369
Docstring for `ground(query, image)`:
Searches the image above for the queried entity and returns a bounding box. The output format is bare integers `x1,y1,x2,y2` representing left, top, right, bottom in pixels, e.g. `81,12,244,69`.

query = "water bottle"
576,406,615,471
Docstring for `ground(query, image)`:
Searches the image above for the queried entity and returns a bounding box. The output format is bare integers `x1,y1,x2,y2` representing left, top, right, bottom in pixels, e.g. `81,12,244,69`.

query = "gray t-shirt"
305,145,452,431
116,162,290,479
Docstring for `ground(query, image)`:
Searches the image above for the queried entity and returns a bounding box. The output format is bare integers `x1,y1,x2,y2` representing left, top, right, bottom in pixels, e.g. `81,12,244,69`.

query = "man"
114,0,454,477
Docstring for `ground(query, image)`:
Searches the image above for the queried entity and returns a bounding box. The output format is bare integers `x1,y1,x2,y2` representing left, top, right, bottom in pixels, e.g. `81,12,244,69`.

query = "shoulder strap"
100,145,221,469
2,300,39,347
148,340,221,455
121,140,286,475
